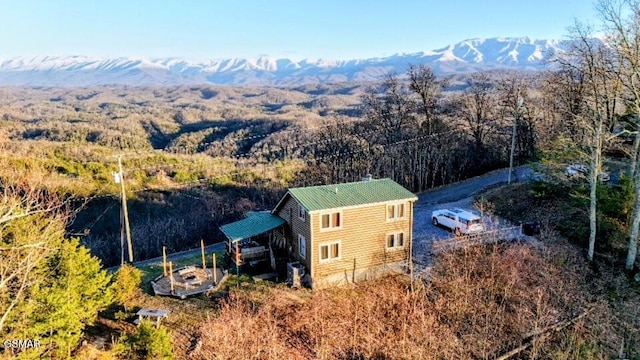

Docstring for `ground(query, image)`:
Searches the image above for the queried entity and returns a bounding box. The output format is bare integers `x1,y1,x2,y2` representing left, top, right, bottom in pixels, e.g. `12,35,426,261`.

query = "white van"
431,208,484,235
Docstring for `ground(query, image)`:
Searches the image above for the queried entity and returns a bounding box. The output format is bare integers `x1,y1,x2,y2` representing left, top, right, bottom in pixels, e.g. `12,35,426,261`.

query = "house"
220,178,418,289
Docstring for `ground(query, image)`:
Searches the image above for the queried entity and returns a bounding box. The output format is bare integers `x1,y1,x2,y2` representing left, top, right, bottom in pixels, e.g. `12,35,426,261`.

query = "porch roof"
220,211,286,243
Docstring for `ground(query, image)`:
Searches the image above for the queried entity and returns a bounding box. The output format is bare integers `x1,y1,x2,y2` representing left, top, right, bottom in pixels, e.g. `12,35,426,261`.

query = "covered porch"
220,211,287,268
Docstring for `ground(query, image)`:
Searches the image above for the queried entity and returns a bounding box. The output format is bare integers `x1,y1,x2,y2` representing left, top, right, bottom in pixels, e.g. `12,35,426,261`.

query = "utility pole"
114,155,134,263
508,97,523,185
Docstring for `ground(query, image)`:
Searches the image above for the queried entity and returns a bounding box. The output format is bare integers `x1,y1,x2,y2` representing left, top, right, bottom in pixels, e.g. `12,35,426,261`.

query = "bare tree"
497,73,535,183
361,73,418,144
555,23,621,261
540,69,588,146
408,64,446,135
360,73,419,184
456,73,500,168
598,0,640,270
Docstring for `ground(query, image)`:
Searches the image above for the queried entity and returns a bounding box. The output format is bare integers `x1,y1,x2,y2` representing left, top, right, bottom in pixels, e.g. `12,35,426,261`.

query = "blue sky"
0,0,598,60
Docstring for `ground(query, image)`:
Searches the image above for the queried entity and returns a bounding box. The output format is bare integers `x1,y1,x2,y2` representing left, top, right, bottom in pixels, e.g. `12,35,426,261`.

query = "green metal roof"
287,178,417,212
220,212,286,242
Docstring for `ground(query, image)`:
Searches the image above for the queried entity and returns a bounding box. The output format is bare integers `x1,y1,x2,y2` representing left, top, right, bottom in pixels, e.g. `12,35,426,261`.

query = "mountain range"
0,37,568,87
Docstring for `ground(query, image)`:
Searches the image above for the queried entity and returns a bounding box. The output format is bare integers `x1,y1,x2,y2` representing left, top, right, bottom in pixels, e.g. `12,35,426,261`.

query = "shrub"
111,264,143,312
113,321,173,360
192,242,602,359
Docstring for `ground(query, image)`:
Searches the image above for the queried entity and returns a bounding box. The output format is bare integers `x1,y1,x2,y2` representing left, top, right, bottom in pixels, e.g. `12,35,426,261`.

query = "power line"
85,128,456,204
79,129,458,237
187,116,364,150
68,121,459,205
130,121,432,172
314,129,458,161
165,129,458,187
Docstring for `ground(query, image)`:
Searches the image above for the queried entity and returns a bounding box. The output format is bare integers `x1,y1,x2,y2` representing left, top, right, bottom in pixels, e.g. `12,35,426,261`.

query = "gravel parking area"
411,166,532,275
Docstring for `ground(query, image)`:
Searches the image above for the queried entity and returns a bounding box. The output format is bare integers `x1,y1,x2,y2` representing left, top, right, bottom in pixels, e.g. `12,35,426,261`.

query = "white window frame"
319,210,343,232
298,205,306,222
386,231,405,250
386,202,406,222
319,240,341,263
298,234,306,258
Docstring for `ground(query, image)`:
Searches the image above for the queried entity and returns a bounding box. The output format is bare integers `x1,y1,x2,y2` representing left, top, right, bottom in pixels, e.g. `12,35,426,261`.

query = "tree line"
542,0,640,270
288,67,539,193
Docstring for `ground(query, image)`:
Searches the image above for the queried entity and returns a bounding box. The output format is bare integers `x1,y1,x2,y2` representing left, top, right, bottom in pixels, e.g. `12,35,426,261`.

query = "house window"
386,232,405,249
319,241,341,262
298,205,306,222
320,211,342,230
387,203,405,221
298,234,306,258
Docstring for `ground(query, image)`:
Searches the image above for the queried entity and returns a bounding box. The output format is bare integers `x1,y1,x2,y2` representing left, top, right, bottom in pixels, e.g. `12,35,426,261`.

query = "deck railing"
430,225,523,254
229,243,269,266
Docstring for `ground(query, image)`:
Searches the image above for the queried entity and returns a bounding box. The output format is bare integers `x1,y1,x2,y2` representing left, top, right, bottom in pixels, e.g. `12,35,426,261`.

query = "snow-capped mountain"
0,37,567,87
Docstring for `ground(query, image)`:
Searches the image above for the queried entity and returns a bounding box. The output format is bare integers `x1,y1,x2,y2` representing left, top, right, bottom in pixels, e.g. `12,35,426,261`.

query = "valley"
2,24,640,358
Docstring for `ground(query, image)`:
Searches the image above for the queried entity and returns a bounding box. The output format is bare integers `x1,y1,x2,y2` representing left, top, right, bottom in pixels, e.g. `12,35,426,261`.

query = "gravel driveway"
412,166,532,274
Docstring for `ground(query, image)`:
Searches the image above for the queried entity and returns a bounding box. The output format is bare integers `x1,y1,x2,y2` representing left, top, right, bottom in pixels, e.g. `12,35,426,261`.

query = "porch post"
235,241,240,266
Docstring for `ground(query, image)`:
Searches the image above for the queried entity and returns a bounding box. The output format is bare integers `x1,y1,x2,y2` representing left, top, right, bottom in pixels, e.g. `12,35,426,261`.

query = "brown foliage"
431,244,590,358
194,282,457,360
192,241,605,359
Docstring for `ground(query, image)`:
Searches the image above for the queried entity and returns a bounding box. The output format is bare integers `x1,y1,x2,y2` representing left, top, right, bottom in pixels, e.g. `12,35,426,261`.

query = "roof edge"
307,196,418,214
272,190,293,214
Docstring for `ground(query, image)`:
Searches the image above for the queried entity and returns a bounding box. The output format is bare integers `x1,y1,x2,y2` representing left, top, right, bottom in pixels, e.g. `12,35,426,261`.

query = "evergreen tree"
1,189,113,359
114,320,174,360
111,263,142,312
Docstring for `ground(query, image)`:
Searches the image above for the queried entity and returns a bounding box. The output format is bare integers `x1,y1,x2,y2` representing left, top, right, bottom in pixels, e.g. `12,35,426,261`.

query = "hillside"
1,63,639,358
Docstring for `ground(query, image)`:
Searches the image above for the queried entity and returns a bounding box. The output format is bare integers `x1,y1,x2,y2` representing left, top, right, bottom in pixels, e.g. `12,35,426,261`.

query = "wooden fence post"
162,246,167,277
213,253,217,284
201,239,206,270
169,261,174,295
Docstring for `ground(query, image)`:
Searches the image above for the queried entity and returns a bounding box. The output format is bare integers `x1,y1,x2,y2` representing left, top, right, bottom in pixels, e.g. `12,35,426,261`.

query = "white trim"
307,198,417,214
386,202,406,222
385,231,406,250
298,234,307,259
272,191,293,214
319,210,343,232
309,214,314,279
298,205,307,222
319,240,341,263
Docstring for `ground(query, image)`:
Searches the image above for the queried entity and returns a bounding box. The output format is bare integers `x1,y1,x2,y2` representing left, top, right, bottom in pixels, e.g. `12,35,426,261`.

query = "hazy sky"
0,0,599,60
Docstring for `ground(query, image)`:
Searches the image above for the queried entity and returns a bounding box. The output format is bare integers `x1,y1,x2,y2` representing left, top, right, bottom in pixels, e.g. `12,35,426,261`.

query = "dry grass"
193,281,456,360
188,238,622,360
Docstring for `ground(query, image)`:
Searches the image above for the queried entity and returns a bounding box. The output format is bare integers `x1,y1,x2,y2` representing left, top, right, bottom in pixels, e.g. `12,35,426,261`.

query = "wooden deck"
151,265,229,299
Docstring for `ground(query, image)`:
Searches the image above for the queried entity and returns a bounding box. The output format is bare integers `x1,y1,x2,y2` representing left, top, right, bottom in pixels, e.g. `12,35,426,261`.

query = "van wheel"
454,228,461,236
432,217,438,226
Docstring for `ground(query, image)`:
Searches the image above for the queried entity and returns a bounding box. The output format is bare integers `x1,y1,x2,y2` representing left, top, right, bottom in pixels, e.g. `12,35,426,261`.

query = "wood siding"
275,195,312,270
309,201,414,283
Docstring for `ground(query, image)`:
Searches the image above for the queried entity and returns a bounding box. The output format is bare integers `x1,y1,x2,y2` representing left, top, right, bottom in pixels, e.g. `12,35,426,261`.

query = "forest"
0,67,551,267
1,0,640,358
